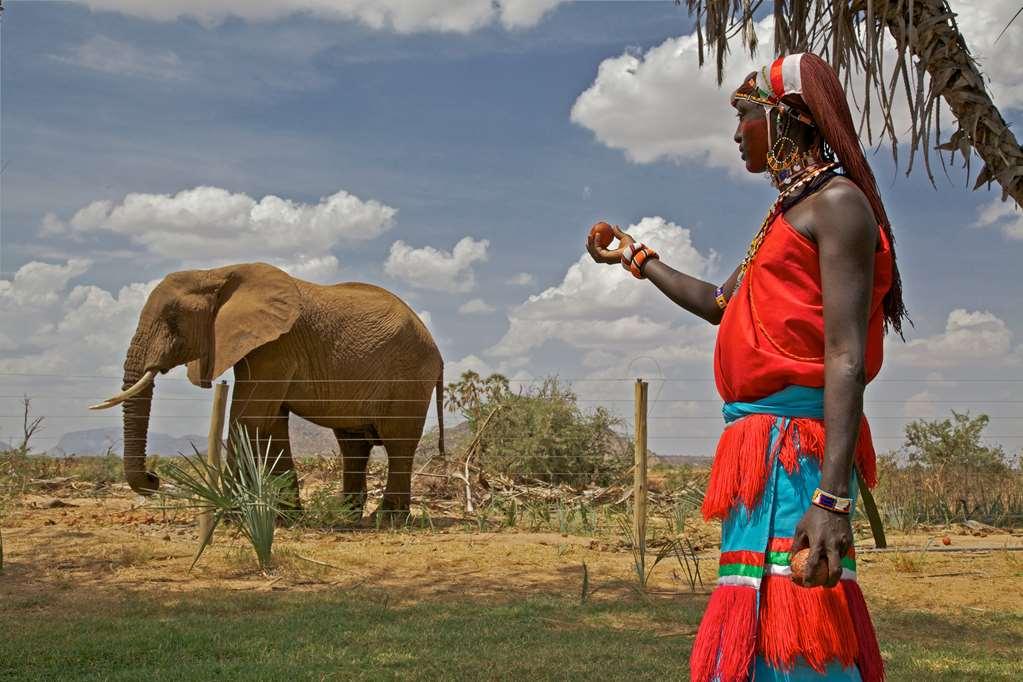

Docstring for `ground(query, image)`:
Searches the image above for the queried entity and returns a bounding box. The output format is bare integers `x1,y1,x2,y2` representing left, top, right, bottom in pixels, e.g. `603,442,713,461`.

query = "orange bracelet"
627,245,659,279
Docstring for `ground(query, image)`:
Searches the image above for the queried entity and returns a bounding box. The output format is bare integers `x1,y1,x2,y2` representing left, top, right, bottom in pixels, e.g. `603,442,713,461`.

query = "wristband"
714,286,728,310
811,488,852,514
621,243,659,279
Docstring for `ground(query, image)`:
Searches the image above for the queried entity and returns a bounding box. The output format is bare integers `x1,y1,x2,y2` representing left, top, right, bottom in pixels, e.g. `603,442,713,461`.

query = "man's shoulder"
800,176,878,245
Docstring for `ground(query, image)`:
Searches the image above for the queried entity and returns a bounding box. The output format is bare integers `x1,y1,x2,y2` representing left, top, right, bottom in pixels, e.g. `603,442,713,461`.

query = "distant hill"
47,428,206,457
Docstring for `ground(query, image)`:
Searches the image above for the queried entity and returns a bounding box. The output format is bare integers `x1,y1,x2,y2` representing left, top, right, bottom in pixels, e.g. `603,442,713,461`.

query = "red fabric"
700,413,878,520
720,550,765,567
770,57,785,98
690,585,758,682
715,212,893,403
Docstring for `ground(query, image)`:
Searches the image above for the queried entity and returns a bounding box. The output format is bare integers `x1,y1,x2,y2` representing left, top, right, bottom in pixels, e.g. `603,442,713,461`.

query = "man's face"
732,98,769,174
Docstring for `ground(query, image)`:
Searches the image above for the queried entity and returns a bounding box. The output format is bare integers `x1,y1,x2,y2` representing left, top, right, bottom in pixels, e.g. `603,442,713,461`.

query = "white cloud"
75,0,565,33
489,216,717,358
571,19,773,169
43,185,395,274
0,260,157,377
458,298,495,315
892,309,1014,368
51,35,186,81
276,255,342,283
506,272,536,287
384,236,489,293
976,198,1023,240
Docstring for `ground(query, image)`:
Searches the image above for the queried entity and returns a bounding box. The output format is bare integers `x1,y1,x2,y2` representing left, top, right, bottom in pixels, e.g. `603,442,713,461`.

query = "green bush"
447,372,631,487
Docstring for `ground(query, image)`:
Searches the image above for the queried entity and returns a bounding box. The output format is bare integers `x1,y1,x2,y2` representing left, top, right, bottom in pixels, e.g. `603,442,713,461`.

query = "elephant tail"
435,367,446,459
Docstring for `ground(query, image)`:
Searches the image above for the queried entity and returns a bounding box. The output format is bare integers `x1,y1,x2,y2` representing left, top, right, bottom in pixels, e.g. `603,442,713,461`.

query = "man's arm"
792,179,877,587
643,261,740,325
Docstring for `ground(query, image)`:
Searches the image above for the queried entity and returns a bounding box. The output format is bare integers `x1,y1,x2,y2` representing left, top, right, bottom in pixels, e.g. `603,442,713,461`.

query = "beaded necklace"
731,161,839,296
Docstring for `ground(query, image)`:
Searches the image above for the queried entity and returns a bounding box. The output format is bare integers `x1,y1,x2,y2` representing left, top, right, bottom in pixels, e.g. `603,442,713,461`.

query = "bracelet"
621,243,659,279
811,488,853,514
714,286,728,310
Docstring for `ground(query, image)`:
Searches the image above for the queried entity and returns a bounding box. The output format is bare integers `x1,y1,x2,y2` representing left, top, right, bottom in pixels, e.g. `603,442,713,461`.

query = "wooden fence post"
199,380,229,542
633,378,648,567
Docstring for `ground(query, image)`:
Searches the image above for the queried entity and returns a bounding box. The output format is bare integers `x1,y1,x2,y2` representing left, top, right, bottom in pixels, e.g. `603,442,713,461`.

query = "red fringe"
703,415,878,520
841,581,885,682
702,415,773,520
690,585,757,682
757,575,858,673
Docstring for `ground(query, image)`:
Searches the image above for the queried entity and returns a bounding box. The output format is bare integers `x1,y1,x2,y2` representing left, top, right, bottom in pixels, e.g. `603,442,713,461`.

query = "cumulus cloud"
458,298,495,315
275,255,342,283
489,216,717,358
384,237,489,293
51,35,186,81
506,272,536,287
42,185,395,275
571,19,772,169
892,309,1014,368
0,260,156,377
976,198,1023,240
75,0,565,33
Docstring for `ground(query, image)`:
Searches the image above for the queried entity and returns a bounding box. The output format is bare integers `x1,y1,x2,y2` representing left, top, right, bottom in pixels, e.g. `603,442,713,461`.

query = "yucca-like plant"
160,424,295,572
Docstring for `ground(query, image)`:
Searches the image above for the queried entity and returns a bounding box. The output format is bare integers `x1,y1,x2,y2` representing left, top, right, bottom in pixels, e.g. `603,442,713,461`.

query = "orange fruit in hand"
789,548,828,585
589,221,615,249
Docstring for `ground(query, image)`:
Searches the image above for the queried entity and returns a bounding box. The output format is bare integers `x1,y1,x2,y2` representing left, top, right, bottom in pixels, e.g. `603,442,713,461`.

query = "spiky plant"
160,424,295,572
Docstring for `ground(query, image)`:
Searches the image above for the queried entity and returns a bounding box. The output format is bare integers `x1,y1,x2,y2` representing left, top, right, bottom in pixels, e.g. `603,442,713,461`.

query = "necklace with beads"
731,161,840,296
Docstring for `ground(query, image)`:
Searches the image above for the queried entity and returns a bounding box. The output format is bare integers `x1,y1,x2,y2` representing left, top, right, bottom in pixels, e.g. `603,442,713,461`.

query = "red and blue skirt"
690,386,884,681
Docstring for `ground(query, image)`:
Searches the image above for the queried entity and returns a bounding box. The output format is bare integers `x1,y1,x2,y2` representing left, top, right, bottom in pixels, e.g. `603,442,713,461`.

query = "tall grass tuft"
160,424,295,572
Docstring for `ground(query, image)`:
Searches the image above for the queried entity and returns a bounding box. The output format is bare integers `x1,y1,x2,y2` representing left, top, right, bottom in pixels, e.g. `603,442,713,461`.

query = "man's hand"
791,504,853,588
586,225,634,264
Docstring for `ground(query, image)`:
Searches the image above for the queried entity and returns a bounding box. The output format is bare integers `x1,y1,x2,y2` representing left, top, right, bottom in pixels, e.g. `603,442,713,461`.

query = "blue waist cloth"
722,385,824,424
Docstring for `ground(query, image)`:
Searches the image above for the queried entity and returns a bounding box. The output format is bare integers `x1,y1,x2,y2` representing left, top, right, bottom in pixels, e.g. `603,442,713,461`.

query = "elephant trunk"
122,336,160,494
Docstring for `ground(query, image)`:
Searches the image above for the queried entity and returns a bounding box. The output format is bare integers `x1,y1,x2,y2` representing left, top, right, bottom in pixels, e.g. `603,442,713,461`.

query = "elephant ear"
187,263,300,387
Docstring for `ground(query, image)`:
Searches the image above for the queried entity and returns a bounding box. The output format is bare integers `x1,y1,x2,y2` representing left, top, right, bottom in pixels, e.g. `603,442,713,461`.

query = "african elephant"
91,262,445,516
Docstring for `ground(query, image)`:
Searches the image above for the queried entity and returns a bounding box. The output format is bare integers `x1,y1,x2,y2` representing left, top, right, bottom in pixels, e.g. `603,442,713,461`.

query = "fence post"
633,378,648,568
199,380,229,542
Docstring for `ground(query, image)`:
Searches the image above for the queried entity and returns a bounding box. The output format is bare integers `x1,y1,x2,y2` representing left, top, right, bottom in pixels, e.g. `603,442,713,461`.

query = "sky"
1,0,1022,460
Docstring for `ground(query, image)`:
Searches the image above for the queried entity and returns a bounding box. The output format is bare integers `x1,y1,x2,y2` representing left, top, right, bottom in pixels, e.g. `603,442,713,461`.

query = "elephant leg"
229,379,301,511
378,439,416,521
337,432,372,515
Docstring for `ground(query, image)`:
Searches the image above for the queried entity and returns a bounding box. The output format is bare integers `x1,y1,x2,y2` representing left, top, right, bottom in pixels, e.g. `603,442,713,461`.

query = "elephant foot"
374,494,411,527
336,493,367,523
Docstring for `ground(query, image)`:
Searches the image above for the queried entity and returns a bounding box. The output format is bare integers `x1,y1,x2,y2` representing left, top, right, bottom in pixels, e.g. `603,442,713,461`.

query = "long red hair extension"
793,53,908,337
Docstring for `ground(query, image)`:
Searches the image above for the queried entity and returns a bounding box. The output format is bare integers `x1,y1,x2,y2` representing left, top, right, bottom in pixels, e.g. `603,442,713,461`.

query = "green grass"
1,591,1019,681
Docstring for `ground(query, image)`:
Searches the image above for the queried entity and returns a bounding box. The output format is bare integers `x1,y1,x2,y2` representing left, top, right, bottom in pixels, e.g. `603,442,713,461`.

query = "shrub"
447,373,631,486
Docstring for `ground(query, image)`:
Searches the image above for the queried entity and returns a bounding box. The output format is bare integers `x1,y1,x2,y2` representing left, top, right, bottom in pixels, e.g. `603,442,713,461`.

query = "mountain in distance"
46,428,206,457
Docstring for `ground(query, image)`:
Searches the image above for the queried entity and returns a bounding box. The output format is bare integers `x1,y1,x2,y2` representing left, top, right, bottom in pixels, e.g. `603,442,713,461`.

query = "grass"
1,590,1020,681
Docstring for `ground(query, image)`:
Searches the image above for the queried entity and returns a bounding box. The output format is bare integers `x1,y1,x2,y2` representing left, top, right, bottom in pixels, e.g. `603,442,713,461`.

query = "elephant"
91,262,445,517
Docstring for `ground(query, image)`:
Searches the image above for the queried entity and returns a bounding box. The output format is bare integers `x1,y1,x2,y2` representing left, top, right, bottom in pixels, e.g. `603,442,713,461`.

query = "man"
587,53,904,681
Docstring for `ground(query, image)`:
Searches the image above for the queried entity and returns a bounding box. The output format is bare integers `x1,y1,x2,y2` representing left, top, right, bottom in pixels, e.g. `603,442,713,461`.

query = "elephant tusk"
89,370,156,410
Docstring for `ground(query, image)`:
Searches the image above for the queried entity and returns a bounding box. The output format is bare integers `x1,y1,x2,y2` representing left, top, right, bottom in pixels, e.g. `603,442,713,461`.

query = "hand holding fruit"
586,221,634,265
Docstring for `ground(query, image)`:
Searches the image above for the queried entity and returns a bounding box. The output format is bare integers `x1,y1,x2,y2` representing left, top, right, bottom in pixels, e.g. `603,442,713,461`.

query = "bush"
447,373,631,486
874,412,1023,527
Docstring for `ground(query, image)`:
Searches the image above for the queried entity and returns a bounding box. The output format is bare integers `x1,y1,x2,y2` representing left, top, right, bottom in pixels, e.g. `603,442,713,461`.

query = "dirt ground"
3,486,1022,623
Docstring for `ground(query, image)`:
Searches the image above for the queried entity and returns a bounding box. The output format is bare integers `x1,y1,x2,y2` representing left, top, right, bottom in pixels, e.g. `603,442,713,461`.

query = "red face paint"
740,117,768,174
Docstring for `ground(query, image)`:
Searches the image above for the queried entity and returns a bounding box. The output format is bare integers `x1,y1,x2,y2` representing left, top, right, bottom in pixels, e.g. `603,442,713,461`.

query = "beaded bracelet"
621,243,659,279
811,488,852,514
714,286,728,310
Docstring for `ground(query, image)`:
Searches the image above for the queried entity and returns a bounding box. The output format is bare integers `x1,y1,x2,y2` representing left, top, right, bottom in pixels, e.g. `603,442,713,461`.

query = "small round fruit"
589,221,614,249
941,535,951,546
789,548,828,585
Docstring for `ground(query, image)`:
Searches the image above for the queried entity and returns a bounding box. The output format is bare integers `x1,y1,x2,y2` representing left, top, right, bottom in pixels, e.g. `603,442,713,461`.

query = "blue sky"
2,1,1022,458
